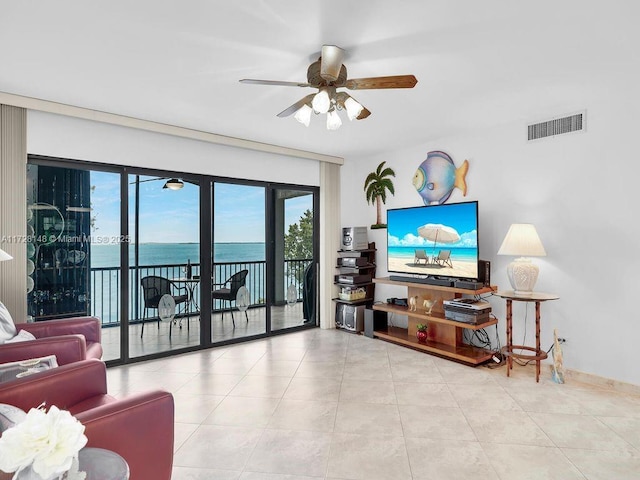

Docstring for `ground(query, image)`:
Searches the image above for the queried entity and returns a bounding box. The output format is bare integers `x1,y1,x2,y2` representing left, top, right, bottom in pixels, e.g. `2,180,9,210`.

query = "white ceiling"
1,1,637,159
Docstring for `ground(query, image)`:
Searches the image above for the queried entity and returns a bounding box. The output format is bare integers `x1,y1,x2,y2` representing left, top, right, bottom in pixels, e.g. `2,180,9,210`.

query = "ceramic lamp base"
506,257,539,295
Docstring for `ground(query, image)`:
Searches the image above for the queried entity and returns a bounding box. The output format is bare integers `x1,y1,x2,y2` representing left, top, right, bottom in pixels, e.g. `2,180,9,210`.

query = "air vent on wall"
527,111,585,141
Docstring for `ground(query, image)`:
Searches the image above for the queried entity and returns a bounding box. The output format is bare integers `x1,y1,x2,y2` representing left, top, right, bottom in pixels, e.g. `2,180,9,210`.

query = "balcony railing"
90,259,312,326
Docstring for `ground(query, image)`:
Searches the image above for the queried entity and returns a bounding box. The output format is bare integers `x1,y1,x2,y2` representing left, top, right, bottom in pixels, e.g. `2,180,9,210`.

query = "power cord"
469,292,557,370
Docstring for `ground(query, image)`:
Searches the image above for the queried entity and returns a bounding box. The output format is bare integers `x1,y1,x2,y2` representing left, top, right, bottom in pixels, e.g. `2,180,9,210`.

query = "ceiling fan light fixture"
312,88,331,114
294,104,312,127
344,97,364,121
326,109,342,130
163,178,184,190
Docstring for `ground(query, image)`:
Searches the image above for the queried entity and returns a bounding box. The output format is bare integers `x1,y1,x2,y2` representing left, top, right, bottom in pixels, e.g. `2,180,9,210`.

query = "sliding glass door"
128,174,201,358
27,156,319,364
270,188,317,331
211,182,266,342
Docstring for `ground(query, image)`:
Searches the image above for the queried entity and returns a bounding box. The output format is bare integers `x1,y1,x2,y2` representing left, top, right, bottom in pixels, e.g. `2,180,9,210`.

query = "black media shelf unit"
333,242,376,309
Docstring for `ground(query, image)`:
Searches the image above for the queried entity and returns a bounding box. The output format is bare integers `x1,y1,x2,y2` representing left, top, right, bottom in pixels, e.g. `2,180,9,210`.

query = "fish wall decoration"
412,150,469,205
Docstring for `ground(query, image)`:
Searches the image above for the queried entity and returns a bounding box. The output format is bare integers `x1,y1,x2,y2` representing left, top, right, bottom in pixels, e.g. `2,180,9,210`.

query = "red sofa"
0,316,102,365
0,359,174,480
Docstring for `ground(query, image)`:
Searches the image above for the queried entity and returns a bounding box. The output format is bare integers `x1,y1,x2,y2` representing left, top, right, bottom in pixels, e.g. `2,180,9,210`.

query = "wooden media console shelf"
372,277,498,365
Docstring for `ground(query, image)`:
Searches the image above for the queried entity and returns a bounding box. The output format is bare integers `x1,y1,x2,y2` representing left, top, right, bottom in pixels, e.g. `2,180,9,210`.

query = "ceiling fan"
240,45,417,130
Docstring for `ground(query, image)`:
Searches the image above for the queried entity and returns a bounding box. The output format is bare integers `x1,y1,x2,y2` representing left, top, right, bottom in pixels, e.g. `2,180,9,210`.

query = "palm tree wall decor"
364,161,396,229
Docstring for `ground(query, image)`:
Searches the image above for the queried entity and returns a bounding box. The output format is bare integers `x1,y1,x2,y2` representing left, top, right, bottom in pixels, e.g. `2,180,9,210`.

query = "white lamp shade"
497,224,546,257
498,223,546,295
344,97,363,121
0,248,12,262
312,89,331,114
294,104,312,127
326,110,342,130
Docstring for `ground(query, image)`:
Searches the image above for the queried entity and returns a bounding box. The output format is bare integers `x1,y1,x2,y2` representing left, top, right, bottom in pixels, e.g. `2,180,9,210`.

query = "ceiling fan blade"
276,93,316,118
320,45,345,82
356,107,371,120
344,75,418,90
240,79,311,88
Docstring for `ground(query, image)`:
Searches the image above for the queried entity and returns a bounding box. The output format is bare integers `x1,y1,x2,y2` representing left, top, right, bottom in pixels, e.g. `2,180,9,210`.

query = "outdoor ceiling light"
163,178,184,190
294,104,312,127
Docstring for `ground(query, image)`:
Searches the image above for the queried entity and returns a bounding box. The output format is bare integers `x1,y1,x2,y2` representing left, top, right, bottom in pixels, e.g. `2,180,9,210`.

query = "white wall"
28,111,320,185
341,93,638,385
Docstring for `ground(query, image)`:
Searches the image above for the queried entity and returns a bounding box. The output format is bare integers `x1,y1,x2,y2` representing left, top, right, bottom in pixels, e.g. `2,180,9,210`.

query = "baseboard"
549,365,640,395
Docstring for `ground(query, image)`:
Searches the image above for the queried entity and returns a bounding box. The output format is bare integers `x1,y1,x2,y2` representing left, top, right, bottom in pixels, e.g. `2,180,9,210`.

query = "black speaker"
478,260,491,286
364,309,388,338
335,304,364,332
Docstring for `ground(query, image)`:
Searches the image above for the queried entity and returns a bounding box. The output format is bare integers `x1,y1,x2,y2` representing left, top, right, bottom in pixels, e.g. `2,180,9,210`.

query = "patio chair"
434,250,453,267
140,276,189,337
211,269,249,327
414,249,430,265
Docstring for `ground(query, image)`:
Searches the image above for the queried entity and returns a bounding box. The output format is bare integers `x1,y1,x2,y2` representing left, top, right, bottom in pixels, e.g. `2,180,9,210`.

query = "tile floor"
105,329,640,480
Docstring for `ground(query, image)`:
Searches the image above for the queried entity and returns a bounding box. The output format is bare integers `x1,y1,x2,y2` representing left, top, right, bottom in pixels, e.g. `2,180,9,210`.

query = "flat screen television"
387,201,479,282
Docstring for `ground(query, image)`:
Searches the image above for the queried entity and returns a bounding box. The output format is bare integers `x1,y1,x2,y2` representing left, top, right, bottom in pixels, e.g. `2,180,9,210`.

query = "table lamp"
497,223,546,295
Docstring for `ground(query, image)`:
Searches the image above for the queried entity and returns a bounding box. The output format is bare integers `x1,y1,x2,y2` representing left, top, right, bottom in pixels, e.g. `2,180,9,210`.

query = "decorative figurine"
423,299,434,315
408,295,419,312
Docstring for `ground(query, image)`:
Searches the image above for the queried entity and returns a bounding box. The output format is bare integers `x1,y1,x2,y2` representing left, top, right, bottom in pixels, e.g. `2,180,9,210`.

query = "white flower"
0,405,87,479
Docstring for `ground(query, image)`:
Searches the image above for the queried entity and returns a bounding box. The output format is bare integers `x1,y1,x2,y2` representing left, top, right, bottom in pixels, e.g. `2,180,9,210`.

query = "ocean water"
89,242,274,324
91,242,266,267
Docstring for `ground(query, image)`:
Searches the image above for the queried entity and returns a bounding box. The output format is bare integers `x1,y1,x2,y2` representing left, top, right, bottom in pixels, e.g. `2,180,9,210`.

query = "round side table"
78,447,129,480
0,448,129,480
496,290,559,382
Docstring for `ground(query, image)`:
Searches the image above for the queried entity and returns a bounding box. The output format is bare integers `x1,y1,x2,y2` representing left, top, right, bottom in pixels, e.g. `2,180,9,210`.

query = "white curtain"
319,161,341,329
0,104,27,321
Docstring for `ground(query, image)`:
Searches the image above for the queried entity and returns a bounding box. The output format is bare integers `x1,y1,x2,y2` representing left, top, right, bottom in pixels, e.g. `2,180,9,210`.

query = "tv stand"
372,277,497,365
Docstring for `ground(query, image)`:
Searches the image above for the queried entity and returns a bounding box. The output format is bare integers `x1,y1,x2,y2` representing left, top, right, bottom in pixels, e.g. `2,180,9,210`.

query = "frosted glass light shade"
312,89,331,114
498,223,546,295
344,97,363,121
0,248,12,261
294,104,312,127
326,110,342,130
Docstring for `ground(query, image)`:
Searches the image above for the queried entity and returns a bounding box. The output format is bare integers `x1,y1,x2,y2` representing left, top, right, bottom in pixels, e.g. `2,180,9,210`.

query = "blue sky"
90,172,312,243
387,201,478,248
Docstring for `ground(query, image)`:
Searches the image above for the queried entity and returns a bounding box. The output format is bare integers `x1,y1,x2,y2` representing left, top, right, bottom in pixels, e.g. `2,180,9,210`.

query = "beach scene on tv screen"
387,202,478,279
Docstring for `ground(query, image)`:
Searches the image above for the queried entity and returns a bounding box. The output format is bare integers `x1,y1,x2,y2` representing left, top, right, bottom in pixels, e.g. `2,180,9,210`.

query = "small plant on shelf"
416,323,428,343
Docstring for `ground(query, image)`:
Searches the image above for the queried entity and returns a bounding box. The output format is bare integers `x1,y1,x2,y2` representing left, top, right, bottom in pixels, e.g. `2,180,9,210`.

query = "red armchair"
0,317,102,366
0,359,174,480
